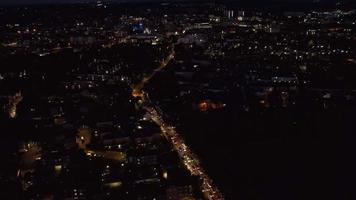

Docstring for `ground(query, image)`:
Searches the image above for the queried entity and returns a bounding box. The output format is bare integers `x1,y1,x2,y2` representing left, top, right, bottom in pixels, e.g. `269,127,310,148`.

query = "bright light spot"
162,171,168,179
54,165,62,174
106,182,122,188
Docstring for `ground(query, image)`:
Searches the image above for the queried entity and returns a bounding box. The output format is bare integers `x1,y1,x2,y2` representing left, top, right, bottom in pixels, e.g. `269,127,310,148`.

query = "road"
131,44,175,93
145,106,224,200
8,92,23,118
131,45,225,200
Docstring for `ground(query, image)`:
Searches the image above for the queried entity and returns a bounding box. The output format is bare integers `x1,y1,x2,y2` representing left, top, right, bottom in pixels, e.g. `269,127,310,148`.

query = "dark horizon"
0,0,349,6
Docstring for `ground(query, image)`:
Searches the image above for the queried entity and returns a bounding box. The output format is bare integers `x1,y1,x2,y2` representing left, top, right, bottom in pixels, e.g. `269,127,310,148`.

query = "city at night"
0,0,355,199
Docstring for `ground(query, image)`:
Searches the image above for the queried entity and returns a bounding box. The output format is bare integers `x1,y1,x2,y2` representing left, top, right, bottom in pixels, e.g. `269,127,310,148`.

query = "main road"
131,44,224,200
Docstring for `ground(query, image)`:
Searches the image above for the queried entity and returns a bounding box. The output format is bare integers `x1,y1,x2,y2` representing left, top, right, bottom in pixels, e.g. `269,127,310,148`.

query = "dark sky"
0,0,341,5
0,0,87,4
1,0,162,4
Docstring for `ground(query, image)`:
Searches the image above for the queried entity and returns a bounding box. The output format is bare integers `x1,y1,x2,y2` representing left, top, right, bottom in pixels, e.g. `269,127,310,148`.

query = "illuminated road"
132,45,175,94
131,45,224,200
8,92,23,118
145,105,224,200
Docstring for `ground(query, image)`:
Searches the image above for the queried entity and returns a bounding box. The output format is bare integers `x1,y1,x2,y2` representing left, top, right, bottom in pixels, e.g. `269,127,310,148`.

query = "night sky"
0,0,342,5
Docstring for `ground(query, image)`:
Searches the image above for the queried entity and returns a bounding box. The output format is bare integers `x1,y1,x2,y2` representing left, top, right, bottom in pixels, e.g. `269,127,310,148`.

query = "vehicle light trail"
131,45,224,200
145,106,224,200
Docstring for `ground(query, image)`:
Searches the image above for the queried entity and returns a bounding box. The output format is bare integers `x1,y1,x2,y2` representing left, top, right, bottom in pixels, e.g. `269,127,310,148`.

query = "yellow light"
163,171,168,179
54,165,62,174
106,182,122,188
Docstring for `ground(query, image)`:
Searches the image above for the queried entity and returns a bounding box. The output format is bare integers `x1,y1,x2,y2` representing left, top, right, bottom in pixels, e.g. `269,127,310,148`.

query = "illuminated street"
144,105,225,200
7,92,23,118
132,45,224,200
132,44,175,92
